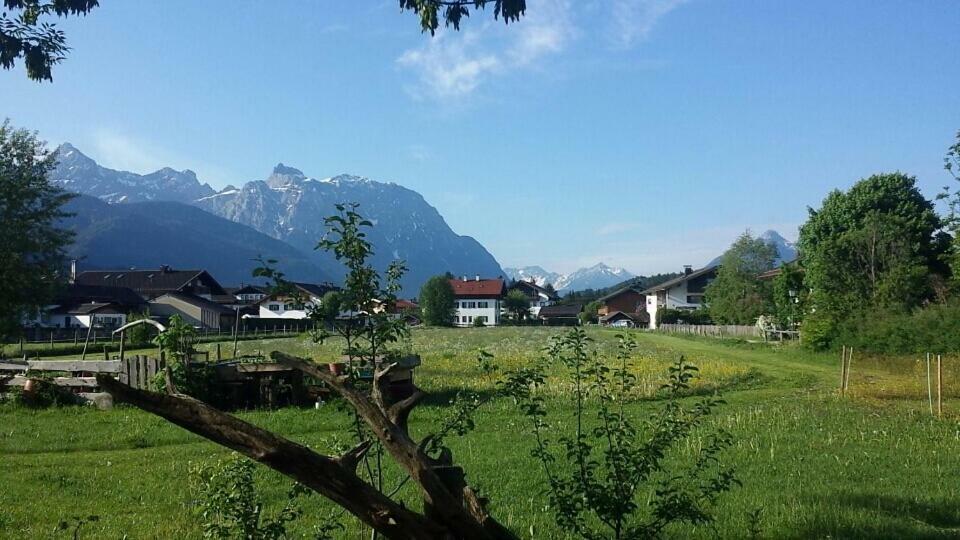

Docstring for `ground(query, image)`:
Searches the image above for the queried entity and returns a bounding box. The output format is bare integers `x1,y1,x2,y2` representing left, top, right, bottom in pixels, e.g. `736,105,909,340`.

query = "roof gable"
449,278,505,298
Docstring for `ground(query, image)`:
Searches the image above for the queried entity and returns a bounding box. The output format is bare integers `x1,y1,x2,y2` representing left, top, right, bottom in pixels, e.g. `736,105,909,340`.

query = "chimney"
475,275,480,281
69,259,77,284
683,265,693,276
462,275,468,282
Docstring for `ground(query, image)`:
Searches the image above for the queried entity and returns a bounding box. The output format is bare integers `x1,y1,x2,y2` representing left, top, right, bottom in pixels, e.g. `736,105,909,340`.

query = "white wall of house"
454,298,500,326
527,292,554,317
258,296,320,319
50,313,126,329
646,281,705,329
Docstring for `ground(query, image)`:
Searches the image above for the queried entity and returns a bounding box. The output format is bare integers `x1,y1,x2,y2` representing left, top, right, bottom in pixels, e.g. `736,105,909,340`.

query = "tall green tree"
704,232,777,325
798,172,949,347
771,263,806,328
419,275,455,326
0,120,74,340
503,289,530,322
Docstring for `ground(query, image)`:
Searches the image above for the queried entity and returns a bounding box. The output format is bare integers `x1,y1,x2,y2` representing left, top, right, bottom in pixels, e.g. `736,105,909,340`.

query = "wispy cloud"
396,0,575,101
90,128,235,188
406,143,433,162
610,0,688,49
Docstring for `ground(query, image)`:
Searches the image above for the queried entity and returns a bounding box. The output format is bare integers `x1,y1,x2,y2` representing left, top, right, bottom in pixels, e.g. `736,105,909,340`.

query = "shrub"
834,301,960,355
658,308,713,325
472,316,487,327
189,454,339,539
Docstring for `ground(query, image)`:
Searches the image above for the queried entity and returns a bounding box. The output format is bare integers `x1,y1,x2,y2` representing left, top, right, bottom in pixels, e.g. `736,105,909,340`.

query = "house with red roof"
449,276,506,327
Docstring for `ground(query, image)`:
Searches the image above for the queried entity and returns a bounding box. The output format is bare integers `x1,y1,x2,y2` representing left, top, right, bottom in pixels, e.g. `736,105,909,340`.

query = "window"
269,304,280,312
469,301,477,308
686,296,702,304
285,303,296,310
468,316,473,323
478,301,488,308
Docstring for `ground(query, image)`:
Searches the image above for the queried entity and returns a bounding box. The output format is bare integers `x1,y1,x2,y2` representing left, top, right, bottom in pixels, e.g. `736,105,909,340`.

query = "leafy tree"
798,172,949,348
940,129,960,287
472,315,487,327
704,232,777,325
503,288,530,322
0,0,99,81
419,275,456,326
771,264,806,328
542,282,557,295
312,290,343,327
399,0,526,34
0,120,74,340
579,300,601,325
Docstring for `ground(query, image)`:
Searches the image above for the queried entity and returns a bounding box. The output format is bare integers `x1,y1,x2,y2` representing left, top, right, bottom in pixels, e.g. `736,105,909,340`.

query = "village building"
599,310,648,328
508,279,560,317
256,282,338,319
537,303,583,326
596,287,646,318
150,292,237,330
30,284,147,330
74,266,228,301
449,276,506,327
642,265,718,329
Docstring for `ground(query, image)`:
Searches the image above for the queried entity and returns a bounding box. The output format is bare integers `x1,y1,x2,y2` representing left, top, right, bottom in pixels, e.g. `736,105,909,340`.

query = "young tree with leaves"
419,275,455,326
502,288,530,323
704,231,777,325
0,120,74,341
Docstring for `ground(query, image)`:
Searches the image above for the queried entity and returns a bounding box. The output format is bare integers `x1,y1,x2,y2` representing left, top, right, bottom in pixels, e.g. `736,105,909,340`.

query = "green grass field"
2,327,959,539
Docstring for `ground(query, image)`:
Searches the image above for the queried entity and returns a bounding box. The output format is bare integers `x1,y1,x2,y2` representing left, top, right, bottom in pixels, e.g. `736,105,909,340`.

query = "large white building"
449,277,506,327
642,265,718,329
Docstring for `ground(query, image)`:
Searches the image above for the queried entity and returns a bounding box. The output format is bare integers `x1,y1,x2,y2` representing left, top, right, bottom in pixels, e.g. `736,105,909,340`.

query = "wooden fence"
657,324,761,338
0,355,164,401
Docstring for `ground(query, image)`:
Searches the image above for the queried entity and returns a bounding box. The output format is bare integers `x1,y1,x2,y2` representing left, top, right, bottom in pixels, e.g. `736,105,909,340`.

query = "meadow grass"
2,327,960,539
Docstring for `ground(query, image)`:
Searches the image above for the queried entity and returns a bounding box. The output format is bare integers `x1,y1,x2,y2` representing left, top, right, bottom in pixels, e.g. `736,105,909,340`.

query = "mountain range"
504,263,635,293
52,144,505,292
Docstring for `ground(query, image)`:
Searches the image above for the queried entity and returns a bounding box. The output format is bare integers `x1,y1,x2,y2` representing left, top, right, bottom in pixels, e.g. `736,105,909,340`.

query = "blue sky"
2,1,958,275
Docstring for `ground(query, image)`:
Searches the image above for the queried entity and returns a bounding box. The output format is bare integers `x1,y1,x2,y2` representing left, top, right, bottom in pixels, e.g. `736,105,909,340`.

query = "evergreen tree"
0,120,75,339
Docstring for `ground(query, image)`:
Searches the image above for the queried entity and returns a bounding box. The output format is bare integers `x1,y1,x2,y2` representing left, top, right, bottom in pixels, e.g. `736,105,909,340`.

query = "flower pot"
327,362,346,376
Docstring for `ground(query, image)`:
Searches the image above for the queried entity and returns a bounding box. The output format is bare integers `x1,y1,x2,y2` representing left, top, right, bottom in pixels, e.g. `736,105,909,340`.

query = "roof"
63,302,123,315
226,285,269,295
292,282,338,298
598,287,644,303
599,310,650,324
151,291,235,315
510,280,560,301
449,278,506,298
538,304,583,318
54,284,147,308
641,265,718,294
76,268,226,296
395,299,419,310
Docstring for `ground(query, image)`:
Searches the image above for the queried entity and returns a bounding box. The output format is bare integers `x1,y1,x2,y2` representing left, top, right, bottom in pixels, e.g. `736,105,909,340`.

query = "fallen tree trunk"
96,351,517,540
96,375,445,539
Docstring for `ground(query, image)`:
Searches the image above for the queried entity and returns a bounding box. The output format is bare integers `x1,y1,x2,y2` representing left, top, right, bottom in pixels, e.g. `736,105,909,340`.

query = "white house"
449,276,506,327
27,283,147,330
508,279,559,318
642,265,718,329
256,282,336,319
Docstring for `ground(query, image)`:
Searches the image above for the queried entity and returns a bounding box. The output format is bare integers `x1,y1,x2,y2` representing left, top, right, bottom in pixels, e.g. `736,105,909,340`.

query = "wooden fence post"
216,343,221,362
937,354,943,418
74,329,79,345
840,345,847,396
49,331,54,350
926,353,933,415
844,348,853,393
